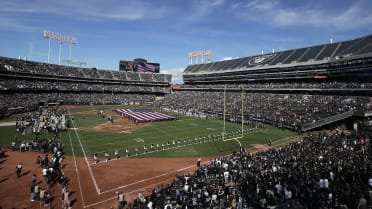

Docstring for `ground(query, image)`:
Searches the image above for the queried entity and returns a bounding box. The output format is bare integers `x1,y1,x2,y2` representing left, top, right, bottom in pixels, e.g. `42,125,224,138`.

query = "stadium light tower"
43,30,78,64
188,50,213,65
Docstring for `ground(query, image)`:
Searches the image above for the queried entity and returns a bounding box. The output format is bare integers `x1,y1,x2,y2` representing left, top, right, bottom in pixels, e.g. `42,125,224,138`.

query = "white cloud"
200,0,225,8
183,0,225,23
0,0,166,32
244,0,277,10
69,0,166,21
332,3,372,29
0,16,40,32
231,0,372,30
210,0,225,7
161,67,185,84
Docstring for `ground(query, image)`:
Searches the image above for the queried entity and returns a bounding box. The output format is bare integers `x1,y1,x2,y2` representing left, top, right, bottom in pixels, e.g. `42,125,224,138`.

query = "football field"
0,105,299,159
61,105,298,159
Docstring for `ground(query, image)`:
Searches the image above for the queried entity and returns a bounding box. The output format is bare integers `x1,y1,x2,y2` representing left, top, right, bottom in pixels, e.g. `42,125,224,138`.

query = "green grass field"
0,105,300,158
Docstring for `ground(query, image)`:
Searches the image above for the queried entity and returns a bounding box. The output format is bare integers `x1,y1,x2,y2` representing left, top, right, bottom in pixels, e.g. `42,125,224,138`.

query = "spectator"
117,191,127,209
132,129,371,209
104,151,110,162
15,162,23,178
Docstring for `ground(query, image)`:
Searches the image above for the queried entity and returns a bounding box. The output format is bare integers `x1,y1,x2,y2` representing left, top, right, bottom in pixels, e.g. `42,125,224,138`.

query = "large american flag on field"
135,62,156,73
116,109,176,123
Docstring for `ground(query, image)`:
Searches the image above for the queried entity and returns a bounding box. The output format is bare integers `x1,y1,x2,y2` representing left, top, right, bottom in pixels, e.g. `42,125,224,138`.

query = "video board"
119,60,160,73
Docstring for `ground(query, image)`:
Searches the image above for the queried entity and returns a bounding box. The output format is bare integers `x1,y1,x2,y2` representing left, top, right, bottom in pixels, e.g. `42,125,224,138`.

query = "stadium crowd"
0,56,172,119
26,137,73,209
129,128,371,209
2,55,371,133
4,105,74,208
180,81,372,90
13,106,68,152
0,92,156,119
0,78,169,93
0,56,171,83
156,91,371,131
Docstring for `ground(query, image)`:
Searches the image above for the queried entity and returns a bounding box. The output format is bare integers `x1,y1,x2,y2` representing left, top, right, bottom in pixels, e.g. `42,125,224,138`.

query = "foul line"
68,108,101,194
67,129,87,207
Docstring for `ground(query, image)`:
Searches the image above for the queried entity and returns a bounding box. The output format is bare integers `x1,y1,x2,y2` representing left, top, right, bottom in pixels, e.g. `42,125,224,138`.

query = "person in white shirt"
16,162,23,178
164,200,172,209
115,149,119,159
104,151,109,162
20,142,26,152
63,189,70,209
147,199,153,209
138,189,145,203
223,170,229,183
42,167,48,180
117,191,127,209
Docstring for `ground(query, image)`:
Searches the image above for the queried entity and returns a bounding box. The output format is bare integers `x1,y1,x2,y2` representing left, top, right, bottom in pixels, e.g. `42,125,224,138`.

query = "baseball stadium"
0,32,371,209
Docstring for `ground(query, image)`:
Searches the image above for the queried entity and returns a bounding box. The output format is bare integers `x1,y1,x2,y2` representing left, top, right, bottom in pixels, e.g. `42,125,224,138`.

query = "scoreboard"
119,59,160,73
119,60,135,71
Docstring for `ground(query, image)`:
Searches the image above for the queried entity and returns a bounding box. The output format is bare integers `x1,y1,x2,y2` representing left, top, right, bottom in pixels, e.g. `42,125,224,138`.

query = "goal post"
241,84,244,138
222,84,245,146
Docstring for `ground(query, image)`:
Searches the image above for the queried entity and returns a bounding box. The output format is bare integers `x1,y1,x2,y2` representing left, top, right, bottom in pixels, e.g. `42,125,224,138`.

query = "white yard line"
68,109,101,194
67,129,87,207
0,121,15,126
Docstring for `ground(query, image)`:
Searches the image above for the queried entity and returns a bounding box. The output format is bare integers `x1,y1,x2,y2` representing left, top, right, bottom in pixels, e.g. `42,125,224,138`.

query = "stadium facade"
171,34,372,132
183,34,372,86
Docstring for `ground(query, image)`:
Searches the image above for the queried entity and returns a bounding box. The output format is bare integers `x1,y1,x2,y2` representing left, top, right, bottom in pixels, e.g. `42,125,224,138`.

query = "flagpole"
223,84,226,141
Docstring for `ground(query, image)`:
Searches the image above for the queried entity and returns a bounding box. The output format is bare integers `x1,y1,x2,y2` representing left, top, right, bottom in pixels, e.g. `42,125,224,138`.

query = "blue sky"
0,0,371,84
